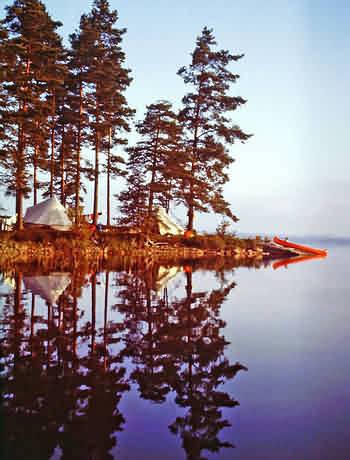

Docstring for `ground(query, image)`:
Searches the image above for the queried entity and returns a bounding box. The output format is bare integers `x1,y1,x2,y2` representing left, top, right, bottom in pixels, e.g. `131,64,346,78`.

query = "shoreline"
0,229,296,267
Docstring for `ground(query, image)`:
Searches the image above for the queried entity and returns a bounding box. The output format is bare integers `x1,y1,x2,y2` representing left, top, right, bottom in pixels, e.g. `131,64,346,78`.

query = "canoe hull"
273,237,327,257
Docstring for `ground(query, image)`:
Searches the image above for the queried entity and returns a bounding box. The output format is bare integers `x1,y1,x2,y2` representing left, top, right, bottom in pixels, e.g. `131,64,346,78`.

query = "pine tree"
49,80,74,205
72,0,133,226
68,14,92,221
117,164,148,228
28,115,48,205
0,0,65,229
126,101,183,223
46,46,68,200
178,27,251,230
42,72,90,208
102,129,126,227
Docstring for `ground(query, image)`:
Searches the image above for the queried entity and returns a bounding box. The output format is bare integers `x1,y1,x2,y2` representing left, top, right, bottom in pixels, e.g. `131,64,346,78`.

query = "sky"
1,0,349,237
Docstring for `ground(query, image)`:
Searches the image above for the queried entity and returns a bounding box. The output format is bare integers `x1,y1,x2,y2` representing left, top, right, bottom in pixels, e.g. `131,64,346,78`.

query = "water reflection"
1,259,250,460
272,253,327,270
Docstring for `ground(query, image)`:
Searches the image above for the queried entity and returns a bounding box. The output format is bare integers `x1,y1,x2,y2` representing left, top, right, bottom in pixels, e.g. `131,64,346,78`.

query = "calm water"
1,241,349,460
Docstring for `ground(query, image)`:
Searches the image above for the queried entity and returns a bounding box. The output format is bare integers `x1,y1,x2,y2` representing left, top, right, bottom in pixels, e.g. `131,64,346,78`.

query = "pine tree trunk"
16,54,32,230
73,296,77,359
148,169,156,215
16,125,24,230
165,179,172,213
16,173,24,231
187,204,194,231
33,145,38,205
33,118,40,205
148,125,160,216
75,80,83,225
93,118,100,226
106,127,111,227
49,125,55,197
49,95,56,198
186,85,202,231
60,131,65,205
93,134,100,226
187,159,196,231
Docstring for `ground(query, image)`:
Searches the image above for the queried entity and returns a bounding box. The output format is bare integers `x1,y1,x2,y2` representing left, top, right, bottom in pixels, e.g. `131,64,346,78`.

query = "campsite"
0,195,326,268
0,194,272,266
0,200,266,263
2,2,348,460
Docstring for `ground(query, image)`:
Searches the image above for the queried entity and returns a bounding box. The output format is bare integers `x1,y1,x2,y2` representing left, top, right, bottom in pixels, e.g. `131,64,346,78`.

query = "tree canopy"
0,1,251,231
177,27,251,230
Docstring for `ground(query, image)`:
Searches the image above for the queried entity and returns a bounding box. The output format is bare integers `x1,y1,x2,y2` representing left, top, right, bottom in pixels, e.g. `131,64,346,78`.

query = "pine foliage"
177,27,251,229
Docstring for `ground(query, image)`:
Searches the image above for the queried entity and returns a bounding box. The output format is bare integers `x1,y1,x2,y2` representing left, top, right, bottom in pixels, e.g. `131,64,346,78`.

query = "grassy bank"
0,228,268,264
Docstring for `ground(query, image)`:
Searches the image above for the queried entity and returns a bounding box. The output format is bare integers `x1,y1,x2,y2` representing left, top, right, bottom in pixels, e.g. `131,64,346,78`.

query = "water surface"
1,242,349,460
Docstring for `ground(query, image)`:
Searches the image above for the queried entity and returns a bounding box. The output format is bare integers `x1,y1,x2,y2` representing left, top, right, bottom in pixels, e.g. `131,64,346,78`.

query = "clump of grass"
150,233,264,250
182,235,226,249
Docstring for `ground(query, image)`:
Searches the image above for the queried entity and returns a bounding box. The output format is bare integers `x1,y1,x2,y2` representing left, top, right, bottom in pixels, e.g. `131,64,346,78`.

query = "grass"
151,232,263,250
0,227,265,264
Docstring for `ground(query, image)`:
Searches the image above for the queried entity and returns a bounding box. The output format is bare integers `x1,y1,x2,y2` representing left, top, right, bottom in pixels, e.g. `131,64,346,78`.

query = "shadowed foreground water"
1,242,349,460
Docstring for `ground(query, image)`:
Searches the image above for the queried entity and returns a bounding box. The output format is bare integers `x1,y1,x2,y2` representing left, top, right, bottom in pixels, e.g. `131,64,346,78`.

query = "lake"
1,240,349,460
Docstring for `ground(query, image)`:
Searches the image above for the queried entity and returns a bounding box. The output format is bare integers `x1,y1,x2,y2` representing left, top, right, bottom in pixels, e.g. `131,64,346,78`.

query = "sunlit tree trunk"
106,128,111,227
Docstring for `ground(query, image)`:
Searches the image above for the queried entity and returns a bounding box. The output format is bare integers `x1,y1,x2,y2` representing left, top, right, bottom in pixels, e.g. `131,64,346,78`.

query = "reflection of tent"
154,265,182,293
24,196,72,231
24,273,71,304
0,274,15,289
156,207,184,236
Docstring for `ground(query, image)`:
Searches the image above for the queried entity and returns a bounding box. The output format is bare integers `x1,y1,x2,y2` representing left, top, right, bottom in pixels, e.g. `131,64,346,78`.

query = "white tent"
24,196,72,231
24,273,71,304
156,207,184,236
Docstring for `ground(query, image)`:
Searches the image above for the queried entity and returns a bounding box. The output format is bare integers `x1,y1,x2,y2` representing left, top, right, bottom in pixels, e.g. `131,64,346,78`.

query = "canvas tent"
24,273,71,304
24,196,72,231
156,207,184,236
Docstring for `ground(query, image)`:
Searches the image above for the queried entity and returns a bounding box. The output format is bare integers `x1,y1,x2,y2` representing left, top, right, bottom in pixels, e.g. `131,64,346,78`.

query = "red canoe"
273,236,328,257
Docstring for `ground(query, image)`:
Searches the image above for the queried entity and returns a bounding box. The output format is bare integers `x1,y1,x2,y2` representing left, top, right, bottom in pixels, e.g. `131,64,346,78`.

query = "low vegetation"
0,228,266,264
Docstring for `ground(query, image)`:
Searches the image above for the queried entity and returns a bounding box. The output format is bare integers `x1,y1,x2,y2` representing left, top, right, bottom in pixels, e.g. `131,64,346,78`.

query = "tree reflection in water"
1,258,248,460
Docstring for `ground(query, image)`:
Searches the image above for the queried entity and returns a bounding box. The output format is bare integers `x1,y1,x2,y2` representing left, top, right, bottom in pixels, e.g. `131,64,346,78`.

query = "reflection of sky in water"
221,245,349,459
1,243,349,459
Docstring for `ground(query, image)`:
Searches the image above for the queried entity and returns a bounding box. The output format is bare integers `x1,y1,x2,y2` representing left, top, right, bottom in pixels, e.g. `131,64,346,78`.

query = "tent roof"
156,207,184,236
24,196,72,230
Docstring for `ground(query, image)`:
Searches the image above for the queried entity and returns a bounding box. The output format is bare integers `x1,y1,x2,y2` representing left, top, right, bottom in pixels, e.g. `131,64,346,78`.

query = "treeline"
0,0,251,231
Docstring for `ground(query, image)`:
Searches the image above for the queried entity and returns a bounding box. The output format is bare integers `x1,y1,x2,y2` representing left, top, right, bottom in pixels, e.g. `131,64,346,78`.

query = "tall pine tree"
0,0,65,229
178,27,251,230
72,0,133,226
69,11,96,222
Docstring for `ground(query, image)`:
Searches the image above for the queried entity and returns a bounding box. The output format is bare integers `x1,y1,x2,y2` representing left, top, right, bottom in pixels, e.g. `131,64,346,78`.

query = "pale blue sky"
2,0,349,236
